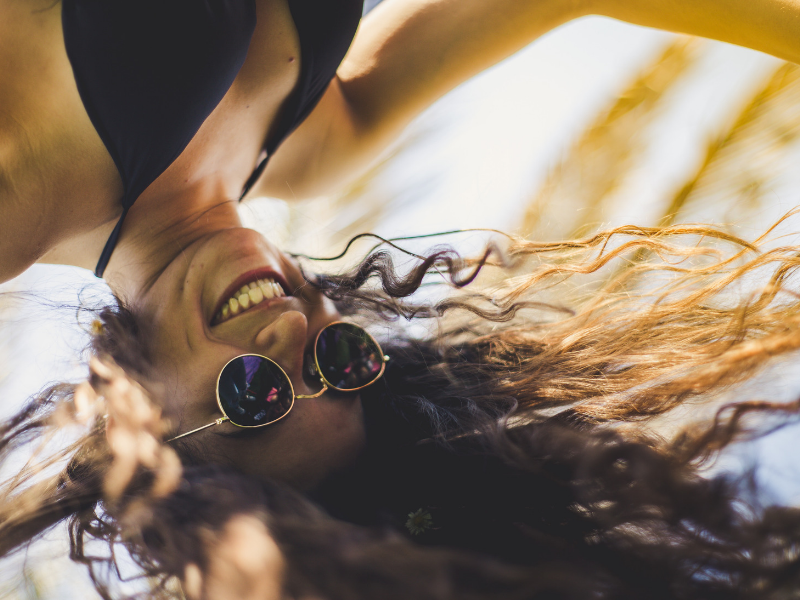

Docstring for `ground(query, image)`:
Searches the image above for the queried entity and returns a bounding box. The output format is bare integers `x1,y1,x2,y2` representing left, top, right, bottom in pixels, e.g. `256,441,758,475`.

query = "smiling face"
129,227,367,491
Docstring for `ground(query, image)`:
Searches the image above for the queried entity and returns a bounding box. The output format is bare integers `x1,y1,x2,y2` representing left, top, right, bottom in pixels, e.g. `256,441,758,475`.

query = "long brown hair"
4,216,800,598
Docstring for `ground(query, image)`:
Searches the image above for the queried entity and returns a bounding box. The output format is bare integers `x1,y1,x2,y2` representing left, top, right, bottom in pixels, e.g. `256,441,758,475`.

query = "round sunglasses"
167,322,388,442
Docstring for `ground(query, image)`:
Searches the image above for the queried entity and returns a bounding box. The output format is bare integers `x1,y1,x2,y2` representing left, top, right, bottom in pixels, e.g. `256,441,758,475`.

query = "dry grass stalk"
518,37,701,241
620,62,800,279
660,62,800,226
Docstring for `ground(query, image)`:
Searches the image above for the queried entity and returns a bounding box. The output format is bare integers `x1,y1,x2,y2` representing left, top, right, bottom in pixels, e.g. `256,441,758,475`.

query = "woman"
3,0,800,595
4,217,800,598
4,0,794,479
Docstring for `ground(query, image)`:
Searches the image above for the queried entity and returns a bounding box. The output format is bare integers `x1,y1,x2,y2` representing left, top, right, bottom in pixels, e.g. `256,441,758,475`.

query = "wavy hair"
3,217,800,598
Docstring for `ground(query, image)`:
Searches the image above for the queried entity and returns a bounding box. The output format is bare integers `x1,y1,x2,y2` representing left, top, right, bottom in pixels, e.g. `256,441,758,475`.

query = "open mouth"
212,276,288,325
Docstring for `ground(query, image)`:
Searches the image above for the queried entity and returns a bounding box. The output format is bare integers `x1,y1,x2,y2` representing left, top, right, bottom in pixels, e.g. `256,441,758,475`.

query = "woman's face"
133,227,366,491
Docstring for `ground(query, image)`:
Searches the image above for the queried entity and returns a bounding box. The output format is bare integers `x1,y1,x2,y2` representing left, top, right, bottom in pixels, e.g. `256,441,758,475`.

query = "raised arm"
255,0,800,200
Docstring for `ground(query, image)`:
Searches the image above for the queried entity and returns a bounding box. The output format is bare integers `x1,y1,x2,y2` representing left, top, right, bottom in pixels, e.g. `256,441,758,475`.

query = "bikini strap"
94,206,130,278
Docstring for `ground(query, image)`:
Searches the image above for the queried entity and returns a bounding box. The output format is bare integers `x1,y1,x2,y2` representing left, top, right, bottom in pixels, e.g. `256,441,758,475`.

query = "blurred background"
2,4,800,597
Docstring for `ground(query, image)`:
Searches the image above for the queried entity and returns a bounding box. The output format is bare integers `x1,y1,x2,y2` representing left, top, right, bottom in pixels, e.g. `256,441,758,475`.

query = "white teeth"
214,277,286,324
249,286,264,304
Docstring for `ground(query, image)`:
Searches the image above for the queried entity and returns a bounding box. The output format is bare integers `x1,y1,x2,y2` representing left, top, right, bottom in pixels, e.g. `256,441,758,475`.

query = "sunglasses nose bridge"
296,378,327,399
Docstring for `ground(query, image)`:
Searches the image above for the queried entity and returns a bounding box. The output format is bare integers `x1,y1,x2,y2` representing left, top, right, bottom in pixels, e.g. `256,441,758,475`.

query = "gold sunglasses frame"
167,322,387,442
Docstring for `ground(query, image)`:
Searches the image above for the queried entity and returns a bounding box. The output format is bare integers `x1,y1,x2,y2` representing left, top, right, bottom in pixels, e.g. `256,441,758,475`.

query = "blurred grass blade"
620,61,800,281
660,62,800,226
520,37,701,240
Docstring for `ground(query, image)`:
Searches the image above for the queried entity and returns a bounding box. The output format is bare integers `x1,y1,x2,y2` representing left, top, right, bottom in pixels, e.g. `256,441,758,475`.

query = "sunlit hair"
3,215,800,598
312,217,800,446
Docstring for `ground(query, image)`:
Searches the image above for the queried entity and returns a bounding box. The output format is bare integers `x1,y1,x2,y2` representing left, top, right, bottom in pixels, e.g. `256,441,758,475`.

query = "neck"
102,181,243,301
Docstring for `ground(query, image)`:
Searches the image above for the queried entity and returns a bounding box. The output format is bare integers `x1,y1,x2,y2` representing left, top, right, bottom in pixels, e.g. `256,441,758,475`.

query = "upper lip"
209,267,291,326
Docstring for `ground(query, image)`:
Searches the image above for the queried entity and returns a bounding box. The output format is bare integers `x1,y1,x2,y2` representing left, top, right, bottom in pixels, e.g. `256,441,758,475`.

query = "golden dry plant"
519,37,703,240
502,33,800,297
660,62,800,227
617,61,800,281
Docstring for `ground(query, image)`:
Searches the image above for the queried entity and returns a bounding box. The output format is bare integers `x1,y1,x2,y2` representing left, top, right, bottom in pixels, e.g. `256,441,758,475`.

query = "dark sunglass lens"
217,356,294,427
315,323,384,391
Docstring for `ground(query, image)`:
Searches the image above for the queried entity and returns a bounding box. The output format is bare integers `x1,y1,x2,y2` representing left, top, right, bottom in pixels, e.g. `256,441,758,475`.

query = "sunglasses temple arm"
166,416,230,443
296,382,328,399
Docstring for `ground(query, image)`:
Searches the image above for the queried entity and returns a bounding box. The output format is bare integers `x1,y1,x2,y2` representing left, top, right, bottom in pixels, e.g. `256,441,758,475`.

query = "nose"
253,310,313,393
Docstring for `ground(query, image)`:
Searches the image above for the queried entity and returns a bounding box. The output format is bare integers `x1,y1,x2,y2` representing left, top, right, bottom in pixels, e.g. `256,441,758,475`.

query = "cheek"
228,395,365,491
155,365,224,439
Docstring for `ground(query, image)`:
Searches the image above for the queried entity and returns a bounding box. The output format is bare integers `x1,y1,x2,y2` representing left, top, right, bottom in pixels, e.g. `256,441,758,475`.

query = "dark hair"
4,220,800,598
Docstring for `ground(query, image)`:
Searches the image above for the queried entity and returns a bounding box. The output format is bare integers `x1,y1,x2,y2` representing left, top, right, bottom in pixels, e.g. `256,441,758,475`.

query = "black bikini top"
61,0,363,277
